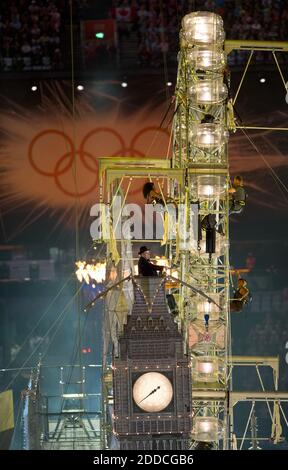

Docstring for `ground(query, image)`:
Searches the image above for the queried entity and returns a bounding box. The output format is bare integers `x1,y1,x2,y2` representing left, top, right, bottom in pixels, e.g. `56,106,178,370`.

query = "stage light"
191,123,228,149
186,46,225,72
193,356,224,382
95,32,105,39
77,85,84,91
182,11,225,46
200,184,214,196
192,417,223,442
197,175,226,197
121,82,128,88
260,78,266,83
31,85,38,92
198,360,214,374
189,78,228,104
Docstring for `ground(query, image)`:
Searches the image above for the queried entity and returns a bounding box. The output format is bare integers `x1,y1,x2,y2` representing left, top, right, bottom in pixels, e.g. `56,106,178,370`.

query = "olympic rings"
130,126,170,152
28,129,75,177
79,128,126,168
54,151,98,198
28,126,171,198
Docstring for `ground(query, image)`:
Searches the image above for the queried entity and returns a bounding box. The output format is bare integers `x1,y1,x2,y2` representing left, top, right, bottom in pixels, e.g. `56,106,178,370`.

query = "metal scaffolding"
170,11,231,449
87,13,288,451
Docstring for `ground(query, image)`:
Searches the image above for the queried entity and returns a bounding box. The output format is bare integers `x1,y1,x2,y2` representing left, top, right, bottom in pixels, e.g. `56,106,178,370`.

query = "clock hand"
138,386,161,404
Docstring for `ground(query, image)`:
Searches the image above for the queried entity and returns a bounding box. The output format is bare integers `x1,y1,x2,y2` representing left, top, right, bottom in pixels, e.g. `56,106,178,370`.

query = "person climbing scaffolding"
230,276,251,312
216,175,247,235
229,175,247,215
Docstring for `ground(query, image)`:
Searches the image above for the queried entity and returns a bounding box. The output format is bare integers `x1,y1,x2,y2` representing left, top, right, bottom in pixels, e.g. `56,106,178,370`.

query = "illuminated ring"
54,151,98,197
130,126,170,155
28,129,75,176
28,127,169,198
79,128,126,170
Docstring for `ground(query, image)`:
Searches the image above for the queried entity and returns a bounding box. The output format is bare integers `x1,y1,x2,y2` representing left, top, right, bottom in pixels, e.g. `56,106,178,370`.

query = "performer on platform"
230,277,250,312
142,182,176,208
138,246,164,277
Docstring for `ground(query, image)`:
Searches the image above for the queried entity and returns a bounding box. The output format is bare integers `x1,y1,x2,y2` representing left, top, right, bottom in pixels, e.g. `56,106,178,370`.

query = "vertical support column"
172,11,231,449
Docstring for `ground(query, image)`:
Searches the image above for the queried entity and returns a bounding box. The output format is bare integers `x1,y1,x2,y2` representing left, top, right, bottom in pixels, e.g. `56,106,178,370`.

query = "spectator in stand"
127,0,288,68
0,0,64,71
246,252,256,271
112,0,132,41
1,1,288,71
50,6,61,33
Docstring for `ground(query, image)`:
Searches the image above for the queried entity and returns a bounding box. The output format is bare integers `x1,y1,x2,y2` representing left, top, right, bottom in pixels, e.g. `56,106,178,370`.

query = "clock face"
132,372,173,412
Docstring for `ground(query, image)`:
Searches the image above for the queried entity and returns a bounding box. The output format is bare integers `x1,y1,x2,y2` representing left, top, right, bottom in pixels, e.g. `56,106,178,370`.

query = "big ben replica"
113,276,192,450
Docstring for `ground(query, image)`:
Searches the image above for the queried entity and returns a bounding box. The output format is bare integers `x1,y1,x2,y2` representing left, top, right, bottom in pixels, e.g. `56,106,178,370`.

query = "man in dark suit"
138,246,164,276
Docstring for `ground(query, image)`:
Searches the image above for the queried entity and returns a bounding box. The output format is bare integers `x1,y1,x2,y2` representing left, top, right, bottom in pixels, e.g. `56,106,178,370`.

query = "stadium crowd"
110,0,288,67
0,0,287,70
0,0,65,71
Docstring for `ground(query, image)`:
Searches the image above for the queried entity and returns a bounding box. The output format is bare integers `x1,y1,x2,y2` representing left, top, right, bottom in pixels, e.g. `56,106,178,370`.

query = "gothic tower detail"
113,277,192,450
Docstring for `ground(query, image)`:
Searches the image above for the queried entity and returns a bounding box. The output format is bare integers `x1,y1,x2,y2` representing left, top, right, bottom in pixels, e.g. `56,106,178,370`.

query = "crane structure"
87,11,288,451
170,11,231,449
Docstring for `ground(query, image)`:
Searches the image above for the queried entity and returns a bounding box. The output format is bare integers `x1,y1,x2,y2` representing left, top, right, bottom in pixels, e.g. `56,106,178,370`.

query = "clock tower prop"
113,276,192,450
